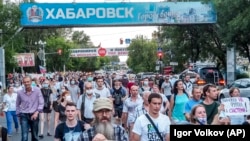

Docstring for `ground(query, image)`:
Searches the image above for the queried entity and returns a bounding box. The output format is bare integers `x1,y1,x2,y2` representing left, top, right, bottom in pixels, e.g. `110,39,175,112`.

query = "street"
0,111,55,141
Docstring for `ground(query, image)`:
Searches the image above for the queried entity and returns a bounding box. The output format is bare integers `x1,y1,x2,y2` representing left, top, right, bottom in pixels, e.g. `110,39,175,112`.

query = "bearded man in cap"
77,98,128,141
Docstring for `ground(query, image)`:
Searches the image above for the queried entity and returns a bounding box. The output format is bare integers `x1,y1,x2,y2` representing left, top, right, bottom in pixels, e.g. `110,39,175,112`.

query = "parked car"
218,78,250,101
179,66,225,90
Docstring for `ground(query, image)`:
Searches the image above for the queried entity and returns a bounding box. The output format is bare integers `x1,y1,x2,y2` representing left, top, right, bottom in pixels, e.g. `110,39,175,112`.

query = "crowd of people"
0,71,249,141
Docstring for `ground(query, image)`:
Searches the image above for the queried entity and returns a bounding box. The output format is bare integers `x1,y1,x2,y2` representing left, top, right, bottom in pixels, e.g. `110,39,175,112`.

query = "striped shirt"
133,104,148,123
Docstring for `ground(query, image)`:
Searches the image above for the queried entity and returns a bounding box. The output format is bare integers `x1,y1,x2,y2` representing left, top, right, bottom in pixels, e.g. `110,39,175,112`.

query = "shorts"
43,107,52,113
113,107,123,118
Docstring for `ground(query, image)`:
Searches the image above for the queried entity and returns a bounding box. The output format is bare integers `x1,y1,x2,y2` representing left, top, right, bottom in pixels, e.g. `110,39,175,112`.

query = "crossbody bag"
145,113,163,141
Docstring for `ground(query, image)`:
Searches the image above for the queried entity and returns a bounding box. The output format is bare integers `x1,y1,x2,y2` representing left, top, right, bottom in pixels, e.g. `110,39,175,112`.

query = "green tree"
71,30,92,48
44,37,73,71
127,36,157,73
0,1,22,73
214,0,250,62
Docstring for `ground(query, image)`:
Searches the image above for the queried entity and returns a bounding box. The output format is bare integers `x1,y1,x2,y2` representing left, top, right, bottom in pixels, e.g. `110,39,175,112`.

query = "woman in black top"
54,91,73,132
39,80,53,138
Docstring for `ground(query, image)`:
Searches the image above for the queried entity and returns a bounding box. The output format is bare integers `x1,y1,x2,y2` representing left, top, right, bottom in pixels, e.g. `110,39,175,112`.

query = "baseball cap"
93,98,113,112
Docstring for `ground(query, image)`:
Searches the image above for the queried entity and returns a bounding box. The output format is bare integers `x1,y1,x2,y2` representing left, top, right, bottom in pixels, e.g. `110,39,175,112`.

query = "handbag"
145,113,163,141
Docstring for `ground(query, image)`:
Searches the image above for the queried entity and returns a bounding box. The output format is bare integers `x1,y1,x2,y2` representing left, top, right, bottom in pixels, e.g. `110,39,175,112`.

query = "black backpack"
112,87,124,106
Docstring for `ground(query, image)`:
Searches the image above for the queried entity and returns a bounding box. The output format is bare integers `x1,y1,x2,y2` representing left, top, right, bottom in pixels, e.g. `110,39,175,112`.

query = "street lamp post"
35,40,47,68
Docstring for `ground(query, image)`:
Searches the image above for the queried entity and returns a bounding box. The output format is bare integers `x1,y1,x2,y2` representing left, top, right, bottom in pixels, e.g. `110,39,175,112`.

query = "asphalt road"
0,111,55,141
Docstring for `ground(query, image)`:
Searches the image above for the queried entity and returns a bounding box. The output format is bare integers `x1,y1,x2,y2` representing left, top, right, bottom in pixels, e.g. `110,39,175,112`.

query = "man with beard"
77,98,128,141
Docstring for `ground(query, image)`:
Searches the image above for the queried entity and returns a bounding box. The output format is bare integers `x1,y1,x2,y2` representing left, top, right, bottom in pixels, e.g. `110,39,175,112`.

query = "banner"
14,53,35,67
20,2,217,27
221,97,250,116
70,47,128,57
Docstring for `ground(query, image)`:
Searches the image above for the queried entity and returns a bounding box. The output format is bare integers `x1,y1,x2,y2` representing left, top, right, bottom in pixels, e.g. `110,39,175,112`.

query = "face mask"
14,83,19,87
197,117,207,125
61,89,65,92
65,95,72,102
86,89,93,95
144,81,149,86
43,84,49,88
87,77,93,82
71,81,75,85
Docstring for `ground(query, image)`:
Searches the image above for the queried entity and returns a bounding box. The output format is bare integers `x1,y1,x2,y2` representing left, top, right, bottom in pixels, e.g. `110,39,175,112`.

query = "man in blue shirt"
184,86,203,121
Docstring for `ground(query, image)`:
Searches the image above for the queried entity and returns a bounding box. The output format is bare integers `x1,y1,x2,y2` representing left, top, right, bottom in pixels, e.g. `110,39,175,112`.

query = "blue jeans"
5,111,19,134
19,113,39,141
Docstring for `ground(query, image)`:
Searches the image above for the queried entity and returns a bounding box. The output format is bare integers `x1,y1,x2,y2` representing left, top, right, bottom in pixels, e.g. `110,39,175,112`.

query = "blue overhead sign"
20,2,216,27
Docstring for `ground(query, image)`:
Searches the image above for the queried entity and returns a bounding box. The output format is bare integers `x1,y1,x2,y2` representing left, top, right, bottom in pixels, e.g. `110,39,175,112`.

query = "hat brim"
93,106,112,112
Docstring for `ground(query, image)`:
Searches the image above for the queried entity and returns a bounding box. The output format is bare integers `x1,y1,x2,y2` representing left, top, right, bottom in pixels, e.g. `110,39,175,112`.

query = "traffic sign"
98,47,107,57
170,62,178,66
157,47,162,52
125,38,131,44
155,66,160,71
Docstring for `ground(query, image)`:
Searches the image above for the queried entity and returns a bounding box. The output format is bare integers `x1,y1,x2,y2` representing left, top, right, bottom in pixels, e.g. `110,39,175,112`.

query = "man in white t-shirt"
93,77,111,98
132,93,170,141
183,75,193,97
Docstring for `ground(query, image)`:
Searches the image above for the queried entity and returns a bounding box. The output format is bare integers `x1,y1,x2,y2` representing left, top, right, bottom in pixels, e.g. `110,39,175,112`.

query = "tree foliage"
0,1,114,73
157,0,250,72
127,36,157,73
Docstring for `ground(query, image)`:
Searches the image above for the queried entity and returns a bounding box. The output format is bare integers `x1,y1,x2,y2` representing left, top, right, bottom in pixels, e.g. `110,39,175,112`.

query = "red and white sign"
164,66,173,75
98,48,107,57
14,53,35,67
70,47,128,57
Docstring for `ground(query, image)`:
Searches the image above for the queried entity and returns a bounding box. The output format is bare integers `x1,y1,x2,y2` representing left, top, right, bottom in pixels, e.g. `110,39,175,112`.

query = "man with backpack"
110,78,127,125
139,77,152,97
161,75,173,102
183,75,193,97
76,82,98,124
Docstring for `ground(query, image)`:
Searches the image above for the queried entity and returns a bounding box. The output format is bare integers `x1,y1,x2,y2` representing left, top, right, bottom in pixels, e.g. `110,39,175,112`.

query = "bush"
236,73,249,79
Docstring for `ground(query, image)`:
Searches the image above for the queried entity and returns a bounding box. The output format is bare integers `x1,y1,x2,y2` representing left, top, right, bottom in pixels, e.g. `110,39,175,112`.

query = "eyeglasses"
96,109,112,114
85,87,92,90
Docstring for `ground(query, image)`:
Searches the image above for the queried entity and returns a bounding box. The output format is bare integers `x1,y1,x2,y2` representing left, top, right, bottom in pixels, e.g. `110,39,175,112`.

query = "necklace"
66,120,78,140
65,124,77,141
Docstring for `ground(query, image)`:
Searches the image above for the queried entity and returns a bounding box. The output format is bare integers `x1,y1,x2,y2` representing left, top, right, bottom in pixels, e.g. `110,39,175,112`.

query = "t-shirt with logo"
54,120,85,141
132,113,170,141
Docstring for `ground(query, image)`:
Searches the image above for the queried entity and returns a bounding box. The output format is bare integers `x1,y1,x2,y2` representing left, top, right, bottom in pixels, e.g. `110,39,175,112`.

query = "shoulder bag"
145,113,163,141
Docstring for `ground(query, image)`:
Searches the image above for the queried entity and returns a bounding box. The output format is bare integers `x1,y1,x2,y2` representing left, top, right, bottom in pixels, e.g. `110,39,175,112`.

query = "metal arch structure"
0,1,219,89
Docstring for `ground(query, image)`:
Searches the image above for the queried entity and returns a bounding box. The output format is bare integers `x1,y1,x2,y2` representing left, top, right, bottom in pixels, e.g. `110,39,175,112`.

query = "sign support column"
227,45,236,85
0,48,6,90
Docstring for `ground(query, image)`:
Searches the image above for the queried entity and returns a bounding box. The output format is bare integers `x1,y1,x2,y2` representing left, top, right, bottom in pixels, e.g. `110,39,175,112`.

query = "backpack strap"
80,94,86,119
141,87,144,91
145,114,163,141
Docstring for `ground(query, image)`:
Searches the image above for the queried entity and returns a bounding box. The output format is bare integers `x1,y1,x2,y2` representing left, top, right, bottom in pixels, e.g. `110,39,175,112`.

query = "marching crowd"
0,71,250,141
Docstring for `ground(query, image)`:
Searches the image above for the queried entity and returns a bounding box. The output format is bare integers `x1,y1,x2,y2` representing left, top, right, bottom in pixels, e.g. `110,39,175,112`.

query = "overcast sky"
32,0,162,61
